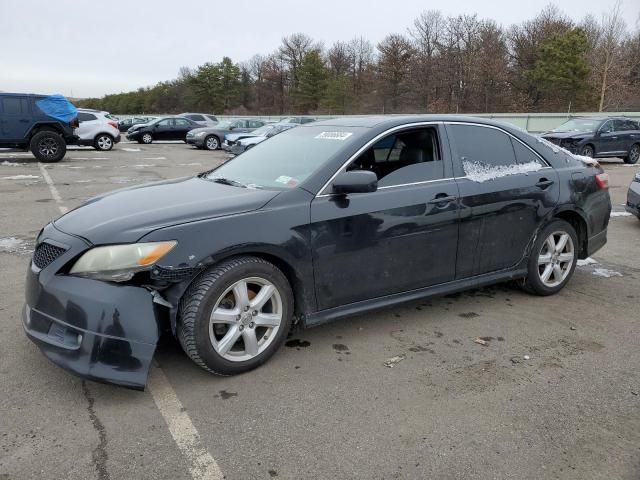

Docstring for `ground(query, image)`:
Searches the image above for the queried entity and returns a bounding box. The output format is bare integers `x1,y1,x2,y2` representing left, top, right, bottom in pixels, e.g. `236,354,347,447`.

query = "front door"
445,123,560,278
310,125,460,311
596,120,624,156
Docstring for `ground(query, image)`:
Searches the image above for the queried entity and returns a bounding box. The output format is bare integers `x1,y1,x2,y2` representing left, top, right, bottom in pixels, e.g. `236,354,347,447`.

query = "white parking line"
38,162,223,479
147,365,224,480
38,163,68,214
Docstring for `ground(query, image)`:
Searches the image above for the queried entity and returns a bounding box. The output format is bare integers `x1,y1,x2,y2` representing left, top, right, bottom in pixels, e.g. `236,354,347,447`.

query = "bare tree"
594,0,627,111
377,34,415,112
279,33,317,91
408,10,444,111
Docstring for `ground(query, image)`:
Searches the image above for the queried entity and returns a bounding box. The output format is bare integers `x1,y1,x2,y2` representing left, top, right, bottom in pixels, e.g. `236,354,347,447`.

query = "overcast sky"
1,0,638,98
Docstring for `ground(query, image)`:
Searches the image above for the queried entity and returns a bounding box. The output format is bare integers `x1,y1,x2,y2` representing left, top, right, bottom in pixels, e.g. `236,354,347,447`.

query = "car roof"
0,92,47,98
303,115,526,129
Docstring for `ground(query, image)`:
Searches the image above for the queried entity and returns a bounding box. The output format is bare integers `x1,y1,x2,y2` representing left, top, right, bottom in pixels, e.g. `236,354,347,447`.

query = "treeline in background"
78,4,640,115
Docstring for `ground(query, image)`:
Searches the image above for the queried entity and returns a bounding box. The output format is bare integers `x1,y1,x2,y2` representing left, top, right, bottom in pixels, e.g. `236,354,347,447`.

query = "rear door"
1,96,32,141
310,124,460,310
445,123,559,278
597,120,624,155
173,118,194,140
620,120,640,152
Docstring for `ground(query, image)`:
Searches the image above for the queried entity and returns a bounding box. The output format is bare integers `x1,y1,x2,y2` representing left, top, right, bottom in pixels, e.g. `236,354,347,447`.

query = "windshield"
552,119,601,133
251,125,276,136
204,125,366,190
215,120,235,129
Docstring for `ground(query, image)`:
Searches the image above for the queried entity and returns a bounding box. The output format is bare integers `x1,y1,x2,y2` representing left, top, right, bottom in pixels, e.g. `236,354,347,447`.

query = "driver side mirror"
332,171,378,195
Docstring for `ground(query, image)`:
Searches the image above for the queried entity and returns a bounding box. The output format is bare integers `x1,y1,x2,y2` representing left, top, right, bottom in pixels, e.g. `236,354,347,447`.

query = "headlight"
195,131,206,137
70,241,176,282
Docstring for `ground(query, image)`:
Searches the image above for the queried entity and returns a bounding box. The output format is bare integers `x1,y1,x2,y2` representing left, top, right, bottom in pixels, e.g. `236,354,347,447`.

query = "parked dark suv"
0,93,79,162
541,117,640,164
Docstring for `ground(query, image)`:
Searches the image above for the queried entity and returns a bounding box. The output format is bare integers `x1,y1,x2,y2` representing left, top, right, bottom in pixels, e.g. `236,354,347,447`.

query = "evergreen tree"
295,50,327,113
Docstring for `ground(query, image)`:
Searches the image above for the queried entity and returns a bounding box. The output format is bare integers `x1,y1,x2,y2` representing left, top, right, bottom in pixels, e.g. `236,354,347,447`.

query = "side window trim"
317,121,448,197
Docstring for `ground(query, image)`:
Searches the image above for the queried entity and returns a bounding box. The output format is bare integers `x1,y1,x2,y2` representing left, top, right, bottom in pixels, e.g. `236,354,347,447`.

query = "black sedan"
24,116,611,389
625,172,640,220
541,117,640,164
126,116,200,144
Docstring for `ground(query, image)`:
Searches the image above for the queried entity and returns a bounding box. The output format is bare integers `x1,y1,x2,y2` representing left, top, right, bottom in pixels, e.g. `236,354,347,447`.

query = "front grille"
33,242,66,269
152,266,199,282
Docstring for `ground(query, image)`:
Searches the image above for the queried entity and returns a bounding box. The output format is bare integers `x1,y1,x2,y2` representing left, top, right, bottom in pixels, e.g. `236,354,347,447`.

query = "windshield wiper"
209,176,247,188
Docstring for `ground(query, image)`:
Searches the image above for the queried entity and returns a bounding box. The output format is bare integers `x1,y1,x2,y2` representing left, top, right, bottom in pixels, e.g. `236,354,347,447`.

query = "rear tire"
94,133,114,151
177,256,294,376
30,131,66,162
521,219,578,296
624,143,639,164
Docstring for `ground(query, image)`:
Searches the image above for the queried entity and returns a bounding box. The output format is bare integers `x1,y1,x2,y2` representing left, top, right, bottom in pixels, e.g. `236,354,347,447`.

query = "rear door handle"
427,194,457,205
535,179,554,189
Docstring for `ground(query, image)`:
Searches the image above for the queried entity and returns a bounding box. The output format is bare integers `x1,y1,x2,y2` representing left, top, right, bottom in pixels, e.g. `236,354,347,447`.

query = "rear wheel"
177,256,293,375
205,135,219,151
30,131,66,162
94,134,114,151
624,143,639,164
521,219,578,296
581,145,594,157
141,133,153,144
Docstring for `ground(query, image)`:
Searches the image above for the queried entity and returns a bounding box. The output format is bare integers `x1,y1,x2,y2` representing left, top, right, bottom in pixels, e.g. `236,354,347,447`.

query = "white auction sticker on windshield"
315,131,353,141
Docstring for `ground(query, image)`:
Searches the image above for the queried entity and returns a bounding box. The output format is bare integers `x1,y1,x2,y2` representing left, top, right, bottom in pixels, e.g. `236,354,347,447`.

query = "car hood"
541,131,591,139
241,136,267,145
226,132,256,142
54,176,280,244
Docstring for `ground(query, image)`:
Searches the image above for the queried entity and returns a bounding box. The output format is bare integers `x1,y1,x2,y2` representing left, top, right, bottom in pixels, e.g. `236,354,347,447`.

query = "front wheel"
581,145,594,158
94,134,114,151
177,256,294,375
141,133,153,144
521,219,578,296
30,131,66,162
204,135,219,151
624,144,640,165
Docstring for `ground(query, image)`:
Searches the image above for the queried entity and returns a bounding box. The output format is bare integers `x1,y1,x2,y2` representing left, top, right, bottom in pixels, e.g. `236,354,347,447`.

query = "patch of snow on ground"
1,174,39,180
133,164,155,167
121,148,142,152
178,162,202,166
611,211,632,217
1,161,24,166
143,157,166,160
592,268,622,278
463,160,542,182
0,237,34,255
577,257,597,266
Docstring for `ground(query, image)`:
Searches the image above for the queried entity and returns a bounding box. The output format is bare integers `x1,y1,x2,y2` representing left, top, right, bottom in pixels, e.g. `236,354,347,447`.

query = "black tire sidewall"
526,220,579,296
624,144,639,164
183,258,293,375
30,131,66,162
581,145,594,157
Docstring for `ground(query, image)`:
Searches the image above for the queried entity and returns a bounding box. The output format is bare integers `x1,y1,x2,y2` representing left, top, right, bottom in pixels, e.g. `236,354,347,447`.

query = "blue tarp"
35,94,78,123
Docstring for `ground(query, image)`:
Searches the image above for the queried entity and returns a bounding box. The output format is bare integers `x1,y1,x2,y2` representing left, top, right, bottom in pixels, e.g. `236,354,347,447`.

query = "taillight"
595,172,609,190
70,117,79,128
107,121,118,129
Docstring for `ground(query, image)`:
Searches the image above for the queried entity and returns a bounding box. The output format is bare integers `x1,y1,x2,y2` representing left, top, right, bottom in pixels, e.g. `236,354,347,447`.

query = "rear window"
186,114,205,121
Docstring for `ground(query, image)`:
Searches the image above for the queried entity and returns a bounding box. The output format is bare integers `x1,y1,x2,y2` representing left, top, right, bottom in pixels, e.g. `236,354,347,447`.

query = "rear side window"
249,121,263,128
78,112,97,122
448,124,517,168
510,139,546,166
175,119,191,126
206,115,218,121
2,97,29,114
186,114,205,121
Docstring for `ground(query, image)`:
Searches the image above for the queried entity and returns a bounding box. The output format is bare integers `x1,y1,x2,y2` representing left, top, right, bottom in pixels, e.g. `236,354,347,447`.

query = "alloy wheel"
537,231,575,288
582,146,594,157
97,135,112,150
208,277,283,362
629,145,640,163
206,136,218,150
142,133,153,144
38,138,58,158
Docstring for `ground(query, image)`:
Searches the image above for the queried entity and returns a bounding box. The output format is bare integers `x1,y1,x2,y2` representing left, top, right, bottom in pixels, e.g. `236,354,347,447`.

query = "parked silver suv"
179,113,218,126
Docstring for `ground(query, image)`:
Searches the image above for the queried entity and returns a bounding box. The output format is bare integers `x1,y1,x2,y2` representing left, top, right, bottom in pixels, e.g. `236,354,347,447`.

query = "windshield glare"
205,125,365,190
552,119,600,133
216,121,235,129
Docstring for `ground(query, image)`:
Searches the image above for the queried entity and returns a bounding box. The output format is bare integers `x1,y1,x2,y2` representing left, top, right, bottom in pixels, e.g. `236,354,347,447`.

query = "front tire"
624,143,640,165
521,219,578,296
204,135,219,151
94,134,114,151
177,256,294,376
30,131,66,162
581,145,595,157
141,133,153,144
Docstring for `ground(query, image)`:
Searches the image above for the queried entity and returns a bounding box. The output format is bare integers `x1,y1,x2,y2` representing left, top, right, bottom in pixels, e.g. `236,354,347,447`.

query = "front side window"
599,120,614,133
78,112,97,122
205,125,365,190
158,119,173,126
347,127,443,187
175,119,190,126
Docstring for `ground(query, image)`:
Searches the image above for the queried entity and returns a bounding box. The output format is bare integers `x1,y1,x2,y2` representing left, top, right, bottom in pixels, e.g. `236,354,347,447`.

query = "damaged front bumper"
23,224,164,390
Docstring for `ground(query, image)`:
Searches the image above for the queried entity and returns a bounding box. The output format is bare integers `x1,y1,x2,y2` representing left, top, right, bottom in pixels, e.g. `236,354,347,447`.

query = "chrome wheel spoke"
232,281,250,309
242,330,259,356
558,253,574,263
210,307,239,324
552,264,563,282
254,312,281,328
538,253,552,265
217,325,241,355
250,284,275,310
540,264,553,282
555,233,569,253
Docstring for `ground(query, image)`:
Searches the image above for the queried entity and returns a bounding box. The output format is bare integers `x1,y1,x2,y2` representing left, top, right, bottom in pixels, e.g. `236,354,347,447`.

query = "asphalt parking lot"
1,142,639,480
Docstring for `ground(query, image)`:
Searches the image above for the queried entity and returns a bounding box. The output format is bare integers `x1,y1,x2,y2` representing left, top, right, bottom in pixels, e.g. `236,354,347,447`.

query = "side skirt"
303,268,528,328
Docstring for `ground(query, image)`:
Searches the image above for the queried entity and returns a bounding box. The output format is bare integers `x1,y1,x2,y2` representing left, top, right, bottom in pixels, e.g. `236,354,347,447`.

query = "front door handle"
535,178,554,189
427,194,457,205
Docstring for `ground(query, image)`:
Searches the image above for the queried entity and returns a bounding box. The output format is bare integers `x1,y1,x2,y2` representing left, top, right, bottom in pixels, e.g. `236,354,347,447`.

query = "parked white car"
75,109,121,151
179,113,218,126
